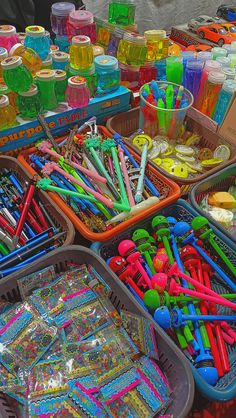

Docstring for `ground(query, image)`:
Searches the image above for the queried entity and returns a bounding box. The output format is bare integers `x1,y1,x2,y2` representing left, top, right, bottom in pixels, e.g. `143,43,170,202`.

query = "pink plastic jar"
139,62,157,87
120,63,139,92
67,10,96,43
66,75,90,108
0,25,19,52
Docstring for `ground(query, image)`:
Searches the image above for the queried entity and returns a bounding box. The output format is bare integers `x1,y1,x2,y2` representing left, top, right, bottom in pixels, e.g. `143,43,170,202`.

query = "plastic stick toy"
135,140,148,203
108,256,144,300
118,240,153,289
192,216,236,278
173,221,236,292
152,216,174,264
117,145,135,207
132,229,156,275
37,114,60,153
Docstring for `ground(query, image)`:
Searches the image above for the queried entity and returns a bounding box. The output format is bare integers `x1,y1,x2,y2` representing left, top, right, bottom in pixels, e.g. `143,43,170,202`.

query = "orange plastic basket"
18,126,180,241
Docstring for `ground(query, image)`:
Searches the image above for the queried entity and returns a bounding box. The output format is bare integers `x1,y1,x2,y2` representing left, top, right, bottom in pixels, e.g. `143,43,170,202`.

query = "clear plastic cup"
139,81,193,139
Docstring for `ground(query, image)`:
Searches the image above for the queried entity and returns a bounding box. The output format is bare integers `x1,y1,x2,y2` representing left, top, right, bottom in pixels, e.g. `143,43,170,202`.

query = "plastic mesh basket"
1,245,194,418
190,163,236,244
106,107,236,196
91,199,236,402
18,126,180,242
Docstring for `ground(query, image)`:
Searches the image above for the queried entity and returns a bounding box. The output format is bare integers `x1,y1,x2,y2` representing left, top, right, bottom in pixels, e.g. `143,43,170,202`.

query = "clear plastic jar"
24,26,50,61
0,94,17,130
0,25,19,52
0,48,8,81
66,75,90,108
144,30,169,61
120,63,139,91
9,43,42,76
117,32,147,66
108,0,136,26
94,55,120,95
51,2,75,36
67,10,96,43
52,51,69,71
17,84,42,118
69,35,93,70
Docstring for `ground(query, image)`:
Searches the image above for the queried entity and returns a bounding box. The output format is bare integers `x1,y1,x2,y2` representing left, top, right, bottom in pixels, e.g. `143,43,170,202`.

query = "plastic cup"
139,81,193,139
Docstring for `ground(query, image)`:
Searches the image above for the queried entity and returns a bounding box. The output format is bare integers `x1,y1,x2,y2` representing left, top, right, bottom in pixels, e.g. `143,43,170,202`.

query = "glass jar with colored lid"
144,30,169,61
36,69,58,111
0,81,19,114
67,10,96,43
17,84,42,119
94,54,120,95
0,94,17,130
69,35,93,70
55,69,67,102
95,19,114,48
51,2,75,36
107,27,124,57
120,63,139,91
66,76,90,108
50,44,59,53
9,43,42,76
76,65,97,96
117,32,147,66
42,55,53,69
139,62,157,88
24,26,50,61
0,25,19,52
52,51,69,70
2,56,32,93
92,45,105,58
108,0,136,26
0,48,8,81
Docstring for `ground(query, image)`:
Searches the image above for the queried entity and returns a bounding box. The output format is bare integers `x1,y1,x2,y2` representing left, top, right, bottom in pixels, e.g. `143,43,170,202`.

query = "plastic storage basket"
2,245,194,418
106,107,236,195
18,126,180,241
91,199,236,402
190,163,236,244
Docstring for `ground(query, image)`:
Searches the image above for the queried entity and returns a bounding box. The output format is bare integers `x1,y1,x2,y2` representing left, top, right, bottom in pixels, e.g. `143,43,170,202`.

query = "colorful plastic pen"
13,177,36,247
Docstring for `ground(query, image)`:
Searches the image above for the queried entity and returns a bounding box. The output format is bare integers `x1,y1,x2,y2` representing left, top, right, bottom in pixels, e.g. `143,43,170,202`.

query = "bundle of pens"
0,157,70,278
103,213,236,389
140,80,193,139
22,115,169,238
0,263,172,417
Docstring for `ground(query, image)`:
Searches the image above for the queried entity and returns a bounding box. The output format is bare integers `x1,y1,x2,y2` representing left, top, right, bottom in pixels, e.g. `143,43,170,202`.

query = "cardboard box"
0,86,131,154
170,24,217,47
218,95,236,146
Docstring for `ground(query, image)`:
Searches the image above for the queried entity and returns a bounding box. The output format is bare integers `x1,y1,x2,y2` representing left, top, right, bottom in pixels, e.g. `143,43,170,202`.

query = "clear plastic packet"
99,367,164,417
67,381,107,418
17,265,56,300
0,363,22,392
87,265,111,297
28,358,68,400
40,331,64,361
0,303,57,373
121,310,159,360
29,393,75,417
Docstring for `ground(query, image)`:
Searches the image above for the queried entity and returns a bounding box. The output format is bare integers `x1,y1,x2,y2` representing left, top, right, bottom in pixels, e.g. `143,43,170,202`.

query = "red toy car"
197,23,234,46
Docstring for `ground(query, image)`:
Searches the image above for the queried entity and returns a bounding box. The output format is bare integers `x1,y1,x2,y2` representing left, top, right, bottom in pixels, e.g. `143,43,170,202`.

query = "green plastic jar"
17,84,42,119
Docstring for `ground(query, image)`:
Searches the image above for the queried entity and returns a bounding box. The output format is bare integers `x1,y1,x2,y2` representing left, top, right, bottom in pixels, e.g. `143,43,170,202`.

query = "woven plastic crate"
2,245,194,418
18,126,180,242
0,156,75,283
0,393,17,418
106,107,236,196
190,163,236,244
91,199,236,402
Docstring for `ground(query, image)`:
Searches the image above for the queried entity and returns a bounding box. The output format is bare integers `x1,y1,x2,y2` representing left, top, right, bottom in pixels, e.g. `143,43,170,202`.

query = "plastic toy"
217,5,236,21
186,44,212,52
197,24,234,46
221,22,236,37
188,15,218,32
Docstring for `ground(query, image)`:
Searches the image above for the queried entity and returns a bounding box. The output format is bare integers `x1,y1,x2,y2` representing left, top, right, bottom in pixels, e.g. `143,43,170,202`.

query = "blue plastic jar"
52,51,69,70
214,79,236,124
24,26,50,61
94,54,120,95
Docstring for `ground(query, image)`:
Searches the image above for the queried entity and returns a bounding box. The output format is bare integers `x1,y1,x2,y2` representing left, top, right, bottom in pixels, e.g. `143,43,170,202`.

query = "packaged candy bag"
17,265,56,299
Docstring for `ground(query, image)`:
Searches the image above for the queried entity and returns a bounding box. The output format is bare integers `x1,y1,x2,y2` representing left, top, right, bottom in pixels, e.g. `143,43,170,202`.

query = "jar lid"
208,71,226,84
52,51,69,62
1,56,22,69
9,43,22,56
68,65,80,75
186,59,204,70
205,59,222,72
19,84,38,96
94,54,118,70
36,69,56,80
228,53,236,62
77,64,95,76
144,29,166,40
72,35,91,46
222,79,236,93
51,2,75,17
0,82,10,94
120,63,140,71
69,10,94,25
216,56,230,67
110,0,134,4
42,55,53,66
25,25,45,38
0,47,8,60
0,25,16,36
197,51,212,61
212,46,227,56
55,69,67,80
50,44,59,52
68,76,87,87
92,45,104,57
0,94,9,107
123,32,146,45
222,67,236,79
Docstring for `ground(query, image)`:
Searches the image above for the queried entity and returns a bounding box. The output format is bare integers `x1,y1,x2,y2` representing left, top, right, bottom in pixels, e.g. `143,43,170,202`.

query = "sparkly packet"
29,393,74,417
121,310,159,360
99,367,164,417
0,363,22,391
137,356,172,402
17,265,56,299
83,337,132,386
67,381,107,418
40,331,64,361
87,266,111,297
0,304,57,373
28,358,68,399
